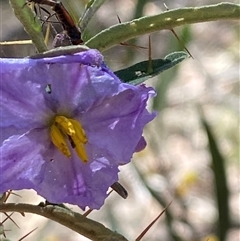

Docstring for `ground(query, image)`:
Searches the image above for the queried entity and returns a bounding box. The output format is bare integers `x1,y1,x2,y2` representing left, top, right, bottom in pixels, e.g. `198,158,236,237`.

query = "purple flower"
0,49,156,209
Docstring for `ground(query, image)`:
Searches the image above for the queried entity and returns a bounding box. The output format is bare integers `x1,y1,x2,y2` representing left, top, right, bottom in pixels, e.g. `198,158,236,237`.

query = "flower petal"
35,148,118,209
41,63,122,115
81,85,156,164
35,49,103,66
0,63,54,128
0,129,48,192
0,49,156,209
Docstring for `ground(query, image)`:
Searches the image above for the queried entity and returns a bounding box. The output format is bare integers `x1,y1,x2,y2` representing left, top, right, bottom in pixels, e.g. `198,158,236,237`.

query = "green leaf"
79,0,109,34
114,51,188,85
9,0,47,53
200,111,230,241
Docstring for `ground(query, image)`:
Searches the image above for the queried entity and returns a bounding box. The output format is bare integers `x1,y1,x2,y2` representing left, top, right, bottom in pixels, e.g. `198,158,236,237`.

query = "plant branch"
86,2,240,51
0,203,128,241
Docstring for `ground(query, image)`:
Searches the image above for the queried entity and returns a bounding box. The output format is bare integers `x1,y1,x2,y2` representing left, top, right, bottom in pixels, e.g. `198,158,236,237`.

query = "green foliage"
115,51,188,85
86,3,240,51
201,113,230,241
2,1,239,240
9,0,47,52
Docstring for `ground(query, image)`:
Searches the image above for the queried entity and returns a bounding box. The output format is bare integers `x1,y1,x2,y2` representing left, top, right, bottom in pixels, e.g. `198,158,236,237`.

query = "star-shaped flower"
0,49,156,209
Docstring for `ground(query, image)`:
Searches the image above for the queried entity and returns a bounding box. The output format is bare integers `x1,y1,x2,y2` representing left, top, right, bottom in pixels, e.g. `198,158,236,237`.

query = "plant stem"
86,2,240,51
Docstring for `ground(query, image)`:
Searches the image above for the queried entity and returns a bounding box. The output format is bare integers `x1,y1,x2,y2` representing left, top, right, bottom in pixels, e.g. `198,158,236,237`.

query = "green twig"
0,203,128,241
86,2,240,51
9,0,48,53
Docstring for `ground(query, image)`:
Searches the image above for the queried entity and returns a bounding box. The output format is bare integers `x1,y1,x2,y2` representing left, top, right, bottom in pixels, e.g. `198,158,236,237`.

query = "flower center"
50,116,88,163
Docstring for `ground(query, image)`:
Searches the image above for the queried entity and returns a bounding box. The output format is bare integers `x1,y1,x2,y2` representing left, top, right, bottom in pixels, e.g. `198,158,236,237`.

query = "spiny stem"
0,203,129,241
86,2,240,51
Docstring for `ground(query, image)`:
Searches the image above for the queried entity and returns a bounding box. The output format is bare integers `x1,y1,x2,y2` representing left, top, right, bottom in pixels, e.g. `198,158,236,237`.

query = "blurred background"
0,0,239,240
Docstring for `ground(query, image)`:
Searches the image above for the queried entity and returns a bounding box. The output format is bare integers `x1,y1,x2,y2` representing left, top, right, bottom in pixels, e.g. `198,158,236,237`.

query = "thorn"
163,3,169,10
116,14,121,24
0,193,8,204
147,35,153,74
170,29,193,58
83,208,93,217
107,189,114,196
18,227,38,241
5,190,22,200
0,213,15,237
1,214,11,225
83,189,116,217
116,15,147,50
1,190,14,203
120,42,147,50
83,189,117,217
3,212,20,229
135,201,172,241
163,3,193,58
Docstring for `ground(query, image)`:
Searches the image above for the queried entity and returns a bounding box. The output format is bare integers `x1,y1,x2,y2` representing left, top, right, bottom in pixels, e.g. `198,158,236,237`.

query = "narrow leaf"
79,0,109,34
9,0,47,53
115,51,188,85
200,112,230,241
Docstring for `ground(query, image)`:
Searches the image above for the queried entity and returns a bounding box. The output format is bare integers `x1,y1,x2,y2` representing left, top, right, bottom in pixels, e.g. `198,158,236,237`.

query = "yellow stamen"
50,116,88,162
74,140,88,163
55,116,75,136
50,124,71,158
69,118,87,143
